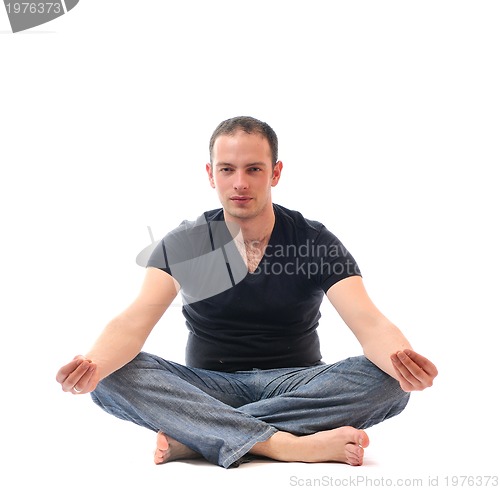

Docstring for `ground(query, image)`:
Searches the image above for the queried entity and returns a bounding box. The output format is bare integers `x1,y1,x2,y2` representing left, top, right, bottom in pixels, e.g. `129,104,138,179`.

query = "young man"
56,116,438,469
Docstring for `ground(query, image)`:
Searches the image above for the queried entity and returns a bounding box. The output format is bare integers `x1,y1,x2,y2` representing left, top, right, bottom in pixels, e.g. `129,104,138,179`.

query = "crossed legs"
155,426,369,466
92,353,409,468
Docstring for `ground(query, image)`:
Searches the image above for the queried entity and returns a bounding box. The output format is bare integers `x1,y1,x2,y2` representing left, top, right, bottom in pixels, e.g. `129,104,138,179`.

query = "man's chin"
226,209,254,220
224,202,257,220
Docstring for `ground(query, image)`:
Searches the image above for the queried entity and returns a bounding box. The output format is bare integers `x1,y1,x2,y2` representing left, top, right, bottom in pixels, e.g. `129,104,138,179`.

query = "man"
56,116,438,469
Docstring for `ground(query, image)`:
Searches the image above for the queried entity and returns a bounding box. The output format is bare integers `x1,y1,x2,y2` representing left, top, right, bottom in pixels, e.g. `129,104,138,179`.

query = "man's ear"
271,161,283,187
206,163,216,188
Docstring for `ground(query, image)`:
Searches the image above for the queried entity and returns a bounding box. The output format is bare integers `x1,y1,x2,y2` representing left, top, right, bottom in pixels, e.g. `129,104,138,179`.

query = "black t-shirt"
147,204,361,372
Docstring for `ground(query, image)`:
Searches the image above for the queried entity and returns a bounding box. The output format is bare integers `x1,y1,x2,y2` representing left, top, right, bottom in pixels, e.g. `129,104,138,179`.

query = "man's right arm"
55,267,179,394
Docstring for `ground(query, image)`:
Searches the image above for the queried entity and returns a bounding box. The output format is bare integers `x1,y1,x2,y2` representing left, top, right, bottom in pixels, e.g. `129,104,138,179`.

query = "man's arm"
56,267,179,394
326,276,437,392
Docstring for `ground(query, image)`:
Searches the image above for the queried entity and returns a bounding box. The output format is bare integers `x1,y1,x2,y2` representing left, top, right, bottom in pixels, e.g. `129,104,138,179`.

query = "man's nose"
233,170,249,190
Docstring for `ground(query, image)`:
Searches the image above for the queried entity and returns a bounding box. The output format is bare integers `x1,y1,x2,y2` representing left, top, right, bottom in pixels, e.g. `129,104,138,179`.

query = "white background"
1,1,499,489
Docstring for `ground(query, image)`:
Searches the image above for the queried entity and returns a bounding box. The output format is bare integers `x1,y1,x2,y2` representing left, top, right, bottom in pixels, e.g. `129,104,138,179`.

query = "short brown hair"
209,116,278,166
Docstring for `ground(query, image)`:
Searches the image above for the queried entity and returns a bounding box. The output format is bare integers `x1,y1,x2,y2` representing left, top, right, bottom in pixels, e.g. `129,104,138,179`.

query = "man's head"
206,116,283,224
209,116,278,167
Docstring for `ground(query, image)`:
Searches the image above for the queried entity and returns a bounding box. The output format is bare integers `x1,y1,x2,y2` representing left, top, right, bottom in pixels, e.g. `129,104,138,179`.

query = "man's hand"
390,349,438,392
56,356,100,395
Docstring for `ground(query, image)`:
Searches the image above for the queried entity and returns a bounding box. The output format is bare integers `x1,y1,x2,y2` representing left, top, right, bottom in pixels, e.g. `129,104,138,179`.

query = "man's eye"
249,167,262,172
220,168,233,172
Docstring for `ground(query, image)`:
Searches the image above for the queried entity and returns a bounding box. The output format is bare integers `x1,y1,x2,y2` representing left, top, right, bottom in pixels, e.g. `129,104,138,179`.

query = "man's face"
206,130,282,222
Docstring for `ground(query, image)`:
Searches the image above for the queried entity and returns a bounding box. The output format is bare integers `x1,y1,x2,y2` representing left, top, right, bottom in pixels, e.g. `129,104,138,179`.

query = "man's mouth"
230,196,253,202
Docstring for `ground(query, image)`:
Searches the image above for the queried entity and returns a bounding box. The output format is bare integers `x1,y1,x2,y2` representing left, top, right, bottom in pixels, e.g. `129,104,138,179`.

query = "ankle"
250,431,298,462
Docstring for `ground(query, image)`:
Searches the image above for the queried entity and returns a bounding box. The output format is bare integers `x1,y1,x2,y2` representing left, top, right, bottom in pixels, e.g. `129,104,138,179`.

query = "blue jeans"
91,352,409,468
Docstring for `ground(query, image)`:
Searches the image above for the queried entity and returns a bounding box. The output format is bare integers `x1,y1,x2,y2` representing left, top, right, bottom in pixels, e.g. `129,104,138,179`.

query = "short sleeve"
312,226,362,293
146,238,172,275
145,218,248,304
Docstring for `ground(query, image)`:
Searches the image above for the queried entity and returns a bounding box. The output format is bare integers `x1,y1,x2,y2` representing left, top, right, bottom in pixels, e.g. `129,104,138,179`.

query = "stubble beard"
223,196,267,222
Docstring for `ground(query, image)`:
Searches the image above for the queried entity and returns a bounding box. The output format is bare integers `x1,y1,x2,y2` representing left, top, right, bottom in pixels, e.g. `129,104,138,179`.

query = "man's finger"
390,356,413,392
61,361,93,392
403,349,438,377
72,364,97,394
396,351,426,379
391,353,415,384
55,358,84,384
391,351,435,391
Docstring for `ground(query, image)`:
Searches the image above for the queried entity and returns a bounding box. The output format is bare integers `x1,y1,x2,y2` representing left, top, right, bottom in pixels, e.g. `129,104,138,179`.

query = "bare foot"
251,426,370,466
154,431,200,465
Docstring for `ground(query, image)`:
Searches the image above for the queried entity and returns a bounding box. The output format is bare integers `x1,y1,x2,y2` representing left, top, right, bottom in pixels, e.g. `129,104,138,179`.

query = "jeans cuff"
221,425,278,469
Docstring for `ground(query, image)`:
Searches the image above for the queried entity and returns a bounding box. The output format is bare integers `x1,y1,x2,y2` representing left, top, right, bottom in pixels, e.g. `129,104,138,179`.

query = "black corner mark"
64,0,78,11
3,0,79,33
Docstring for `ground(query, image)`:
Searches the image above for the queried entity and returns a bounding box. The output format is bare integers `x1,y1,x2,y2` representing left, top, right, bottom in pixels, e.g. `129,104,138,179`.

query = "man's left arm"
326,276,438,392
